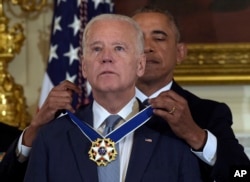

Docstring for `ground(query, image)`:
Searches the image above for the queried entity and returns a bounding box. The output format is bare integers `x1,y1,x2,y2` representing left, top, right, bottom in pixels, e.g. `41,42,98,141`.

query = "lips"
146,55,159,64
146,59,159,64
100,70,116,76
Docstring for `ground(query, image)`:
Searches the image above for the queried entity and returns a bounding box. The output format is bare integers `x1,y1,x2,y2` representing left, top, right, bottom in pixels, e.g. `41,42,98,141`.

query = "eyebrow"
152,30,167,37
88,41,102,47
88,41,128,48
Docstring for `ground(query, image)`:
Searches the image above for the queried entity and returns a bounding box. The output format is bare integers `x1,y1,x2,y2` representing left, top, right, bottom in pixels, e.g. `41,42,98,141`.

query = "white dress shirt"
93,97,138,182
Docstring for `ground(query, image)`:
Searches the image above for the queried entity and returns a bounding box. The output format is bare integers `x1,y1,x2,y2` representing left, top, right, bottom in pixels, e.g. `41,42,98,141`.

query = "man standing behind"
24,14,201,182
132,6,250,182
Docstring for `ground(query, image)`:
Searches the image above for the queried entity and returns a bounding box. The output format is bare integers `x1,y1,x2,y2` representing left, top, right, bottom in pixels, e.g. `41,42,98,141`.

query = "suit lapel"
125,123,160,182
171,80,186,96
67,104,99,182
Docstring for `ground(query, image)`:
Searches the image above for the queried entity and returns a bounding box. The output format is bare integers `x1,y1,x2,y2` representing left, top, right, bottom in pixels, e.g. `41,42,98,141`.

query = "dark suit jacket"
23,101,201,182
1,81,249,181
0,122,22,152
171,81,250,181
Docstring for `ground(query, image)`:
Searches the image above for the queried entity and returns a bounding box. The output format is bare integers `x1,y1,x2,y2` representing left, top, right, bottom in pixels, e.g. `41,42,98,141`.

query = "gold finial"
11,0,47,12
0,0,46,130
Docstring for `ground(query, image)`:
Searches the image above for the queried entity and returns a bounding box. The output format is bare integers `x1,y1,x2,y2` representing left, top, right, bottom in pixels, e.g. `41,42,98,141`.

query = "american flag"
39,0,114,108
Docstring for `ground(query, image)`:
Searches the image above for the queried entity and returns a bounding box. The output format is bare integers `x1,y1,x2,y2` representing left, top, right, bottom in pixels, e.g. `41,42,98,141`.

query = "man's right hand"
23,80,80,147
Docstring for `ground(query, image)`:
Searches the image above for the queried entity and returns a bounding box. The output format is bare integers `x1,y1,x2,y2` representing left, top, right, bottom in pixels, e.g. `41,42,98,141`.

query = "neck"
136,80,172,97
93,90,135,114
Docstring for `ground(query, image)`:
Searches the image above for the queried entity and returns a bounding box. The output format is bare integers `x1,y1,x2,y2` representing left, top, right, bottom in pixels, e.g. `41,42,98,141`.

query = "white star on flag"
64,44,79,65
57,0,66,6
49,44,58,62
53,16,62,34
66,72,77,83
68,15,81,36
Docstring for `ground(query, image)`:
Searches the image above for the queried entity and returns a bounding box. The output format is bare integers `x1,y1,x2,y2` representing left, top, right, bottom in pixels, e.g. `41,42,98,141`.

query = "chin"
139,74,156,83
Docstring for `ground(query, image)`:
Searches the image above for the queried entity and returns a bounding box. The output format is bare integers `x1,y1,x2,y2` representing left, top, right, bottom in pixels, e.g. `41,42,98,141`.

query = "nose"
102,59,112,63
144,38,154,53
100,48,113,63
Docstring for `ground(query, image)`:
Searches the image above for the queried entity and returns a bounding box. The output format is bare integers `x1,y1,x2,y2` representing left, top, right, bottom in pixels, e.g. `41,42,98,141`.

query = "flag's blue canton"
47,0,113,108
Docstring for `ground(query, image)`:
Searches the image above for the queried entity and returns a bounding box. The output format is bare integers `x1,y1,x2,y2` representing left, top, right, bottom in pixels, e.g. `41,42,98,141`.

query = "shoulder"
184,88,232,118
39,114,73,135
39,104,92,137
172,81,231,113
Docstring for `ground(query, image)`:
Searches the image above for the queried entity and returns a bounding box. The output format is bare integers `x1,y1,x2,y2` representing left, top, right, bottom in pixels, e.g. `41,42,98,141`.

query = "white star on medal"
93,139,113,161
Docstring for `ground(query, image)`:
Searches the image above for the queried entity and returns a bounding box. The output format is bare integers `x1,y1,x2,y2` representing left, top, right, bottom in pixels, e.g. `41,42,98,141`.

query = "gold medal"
88,138,118,166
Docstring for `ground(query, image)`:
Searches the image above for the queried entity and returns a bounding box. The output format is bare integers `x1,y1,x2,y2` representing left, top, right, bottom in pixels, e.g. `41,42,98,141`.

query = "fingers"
154,90,183,103
45,96,75,112
149,90,184,115
168,106,176,114
146,90,205,148
28,81,80,142
48,87,74,101
57,80,82,95
40,81,80,117
47,80,82,106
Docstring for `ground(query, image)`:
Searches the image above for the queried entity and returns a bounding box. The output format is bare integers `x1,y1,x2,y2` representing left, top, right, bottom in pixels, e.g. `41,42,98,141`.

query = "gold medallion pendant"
88,138,118,166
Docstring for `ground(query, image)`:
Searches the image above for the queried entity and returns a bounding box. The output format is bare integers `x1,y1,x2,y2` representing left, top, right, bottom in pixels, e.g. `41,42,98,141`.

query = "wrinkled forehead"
85,21,140,51
89,19,133,34
82,14,144,53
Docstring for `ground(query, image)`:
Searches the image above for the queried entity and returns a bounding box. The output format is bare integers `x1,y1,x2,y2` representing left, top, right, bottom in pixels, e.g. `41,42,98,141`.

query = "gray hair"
82,14,144,55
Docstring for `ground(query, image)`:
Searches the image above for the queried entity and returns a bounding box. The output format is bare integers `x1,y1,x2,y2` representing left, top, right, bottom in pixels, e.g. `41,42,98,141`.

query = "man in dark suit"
23,14,201,181
132,6,250,182
1,6,249,182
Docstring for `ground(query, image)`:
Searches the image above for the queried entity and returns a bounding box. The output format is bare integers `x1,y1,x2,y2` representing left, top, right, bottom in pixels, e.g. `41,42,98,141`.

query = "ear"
176,43,187,65
137,53,146,77
81,56,87,78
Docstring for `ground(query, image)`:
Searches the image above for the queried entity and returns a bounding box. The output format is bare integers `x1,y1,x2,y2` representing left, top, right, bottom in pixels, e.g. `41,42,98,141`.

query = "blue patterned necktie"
98,115,121,182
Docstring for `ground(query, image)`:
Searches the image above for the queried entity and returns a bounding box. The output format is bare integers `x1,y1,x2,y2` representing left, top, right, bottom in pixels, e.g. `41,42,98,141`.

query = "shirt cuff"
191,129,217,166
16,129,32,163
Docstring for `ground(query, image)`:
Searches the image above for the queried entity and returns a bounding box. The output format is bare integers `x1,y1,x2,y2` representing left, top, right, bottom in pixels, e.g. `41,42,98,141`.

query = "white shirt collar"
135,81,173,102
92,97,137,129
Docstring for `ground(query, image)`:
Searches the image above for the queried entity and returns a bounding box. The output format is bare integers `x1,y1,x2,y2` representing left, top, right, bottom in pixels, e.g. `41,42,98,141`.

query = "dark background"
114,0,250,43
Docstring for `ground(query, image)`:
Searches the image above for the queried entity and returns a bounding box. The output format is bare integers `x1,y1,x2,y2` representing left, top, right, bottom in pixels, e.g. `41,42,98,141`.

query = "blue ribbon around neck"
67,106,153,143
